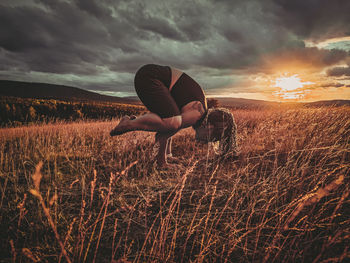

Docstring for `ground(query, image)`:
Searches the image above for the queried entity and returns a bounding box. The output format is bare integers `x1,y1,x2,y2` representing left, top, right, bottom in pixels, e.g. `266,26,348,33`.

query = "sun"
274,74,304,91
273,74,314,100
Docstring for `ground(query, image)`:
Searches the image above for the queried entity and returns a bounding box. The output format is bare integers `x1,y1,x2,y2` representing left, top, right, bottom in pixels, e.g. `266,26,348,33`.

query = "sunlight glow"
273,74,314,100
274,75,302,91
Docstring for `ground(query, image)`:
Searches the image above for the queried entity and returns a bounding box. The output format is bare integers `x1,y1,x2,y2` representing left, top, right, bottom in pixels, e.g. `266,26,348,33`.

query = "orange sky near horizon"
214,37,350,102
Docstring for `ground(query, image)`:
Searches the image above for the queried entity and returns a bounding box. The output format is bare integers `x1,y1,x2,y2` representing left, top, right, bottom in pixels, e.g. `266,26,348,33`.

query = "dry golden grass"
0,107,349,262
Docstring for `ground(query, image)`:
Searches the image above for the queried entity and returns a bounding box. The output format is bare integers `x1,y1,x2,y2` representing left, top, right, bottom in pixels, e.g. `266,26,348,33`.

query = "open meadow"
0,107,349,262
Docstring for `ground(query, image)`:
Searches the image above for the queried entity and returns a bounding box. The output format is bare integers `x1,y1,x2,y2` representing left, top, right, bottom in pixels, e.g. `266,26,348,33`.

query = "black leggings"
134,64,206,118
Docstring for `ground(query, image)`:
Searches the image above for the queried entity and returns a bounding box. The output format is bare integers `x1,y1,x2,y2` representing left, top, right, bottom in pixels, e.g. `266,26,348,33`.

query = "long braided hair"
199,107,238,158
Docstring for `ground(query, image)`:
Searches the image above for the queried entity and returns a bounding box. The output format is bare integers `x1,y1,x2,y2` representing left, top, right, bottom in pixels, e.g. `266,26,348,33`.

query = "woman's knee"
162,116,182,131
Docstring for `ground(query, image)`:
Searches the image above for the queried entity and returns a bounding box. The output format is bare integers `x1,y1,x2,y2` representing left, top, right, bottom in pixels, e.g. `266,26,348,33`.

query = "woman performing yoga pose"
110,64,237,167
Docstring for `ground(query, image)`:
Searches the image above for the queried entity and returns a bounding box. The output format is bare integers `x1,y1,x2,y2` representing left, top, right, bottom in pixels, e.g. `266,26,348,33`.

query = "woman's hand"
180,101,205,128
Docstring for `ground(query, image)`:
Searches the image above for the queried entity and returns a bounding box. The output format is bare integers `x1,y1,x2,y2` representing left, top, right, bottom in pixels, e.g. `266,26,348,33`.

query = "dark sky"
1,0,350,101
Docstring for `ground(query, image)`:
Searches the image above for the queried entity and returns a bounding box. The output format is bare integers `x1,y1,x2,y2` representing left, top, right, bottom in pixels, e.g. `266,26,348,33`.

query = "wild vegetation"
0,106,349,262
0,96,144,127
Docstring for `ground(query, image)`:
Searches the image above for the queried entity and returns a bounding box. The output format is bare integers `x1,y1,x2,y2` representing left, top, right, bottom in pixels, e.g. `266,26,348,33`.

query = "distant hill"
214,97,282,109
0,80,140,104
214,97,350,108
1,80,349,109
303,100,350,107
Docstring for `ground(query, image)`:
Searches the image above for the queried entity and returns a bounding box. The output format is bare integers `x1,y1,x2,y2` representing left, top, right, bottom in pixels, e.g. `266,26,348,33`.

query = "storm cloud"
0,0,349,98
327,64,350,77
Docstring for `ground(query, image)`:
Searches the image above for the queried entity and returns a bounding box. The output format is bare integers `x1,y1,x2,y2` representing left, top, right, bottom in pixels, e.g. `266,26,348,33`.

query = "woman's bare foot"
110,116,132,136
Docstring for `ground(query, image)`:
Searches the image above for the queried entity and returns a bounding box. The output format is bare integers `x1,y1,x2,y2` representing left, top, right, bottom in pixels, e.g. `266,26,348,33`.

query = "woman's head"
195,108,238,157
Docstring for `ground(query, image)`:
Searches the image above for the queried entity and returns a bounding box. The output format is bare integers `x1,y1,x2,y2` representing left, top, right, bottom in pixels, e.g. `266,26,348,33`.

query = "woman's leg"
111,100,204,136
110,113,182,136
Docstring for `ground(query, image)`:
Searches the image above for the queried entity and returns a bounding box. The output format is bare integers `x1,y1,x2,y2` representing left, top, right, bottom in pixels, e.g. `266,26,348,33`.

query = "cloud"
271,0,350,41
255,47,348,74
0,2,112,73
75,0,111,18
317,82,346,88
114,1,185,42
327,66,350,77
0,0,350,99
0,0,306,70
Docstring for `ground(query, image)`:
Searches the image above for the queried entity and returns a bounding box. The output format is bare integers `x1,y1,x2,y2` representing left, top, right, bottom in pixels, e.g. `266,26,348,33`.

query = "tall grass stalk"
0,107,349,262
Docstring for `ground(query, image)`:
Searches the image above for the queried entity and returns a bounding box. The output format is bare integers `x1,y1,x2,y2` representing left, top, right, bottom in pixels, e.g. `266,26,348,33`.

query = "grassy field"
0,107,349,262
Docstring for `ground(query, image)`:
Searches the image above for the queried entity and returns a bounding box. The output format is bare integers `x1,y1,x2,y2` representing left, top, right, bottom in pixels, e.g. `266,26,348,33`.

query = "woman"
110,64,237,167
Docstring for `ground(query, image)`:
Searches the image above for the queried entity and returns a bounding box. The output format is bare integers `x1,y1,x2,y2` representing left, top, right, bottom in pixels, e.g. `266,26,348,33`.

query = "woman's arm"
155,132,176,166
154,101,205,166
